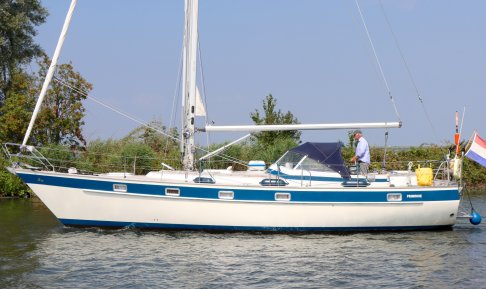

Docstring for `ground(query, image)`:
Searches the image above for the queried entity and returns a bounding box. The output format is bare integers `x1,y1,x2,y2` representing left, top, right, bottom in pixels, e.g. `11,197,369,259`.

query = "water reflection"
0,199,59,288
1,194,485,288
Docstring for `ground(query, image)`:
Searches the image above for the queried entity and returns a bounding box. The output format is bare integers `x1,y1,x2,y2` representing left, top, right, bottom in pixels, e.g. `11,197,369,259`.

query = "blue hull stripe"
17,172,460,203
59,218,452,232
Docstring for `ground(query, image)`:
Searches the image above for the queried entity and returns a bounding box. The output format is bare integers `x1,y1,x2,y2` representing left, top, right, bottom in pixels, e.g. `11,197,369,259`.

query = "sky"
34,0,486,147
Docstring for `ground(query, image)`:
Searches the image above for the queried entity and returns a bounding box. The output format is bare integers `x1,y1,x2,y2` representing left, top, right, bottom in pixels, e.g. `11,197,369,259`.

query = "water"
1,193,485,289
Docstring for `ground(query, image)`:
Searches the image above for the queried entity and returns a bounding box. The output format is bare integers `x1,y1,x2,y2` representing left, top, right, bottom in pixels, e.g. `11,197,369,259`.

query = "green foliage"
0,55,92,148
32,54,93,147
119,142,157,175
1,2,485,196
38,144,78,171
463,158,486,188
199,137,301,171
198,141,254,171
249,137,299,166
373,145,486,186
75,139,116,173
79,140,158,175
346,130,355,148
0,154,30,198
76,139,157,174
341,137,486,186
70,122,181,174
369,145,448,172
250,94,301,145
197,94,304,170
0,0,47,100
249,94,300,160
123,119,180,168
0,71,36,143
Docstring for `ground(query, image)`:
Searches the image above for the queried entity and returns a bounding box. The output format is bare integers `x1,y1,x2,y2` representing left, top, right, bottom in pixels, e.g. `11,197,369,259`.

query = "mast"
22,0,77,146
181,0,199,171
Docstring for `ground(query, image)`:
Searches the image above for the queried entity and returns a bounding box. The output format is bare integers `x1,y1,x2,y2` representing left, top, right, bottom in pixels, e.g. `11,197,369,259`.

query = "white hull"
5,0,470,232
19,169,460,231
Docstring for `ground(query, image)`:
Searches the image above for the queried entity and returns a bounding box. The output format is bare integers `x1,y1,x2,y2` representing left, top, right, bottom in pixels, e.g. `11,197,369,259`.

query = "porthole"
387,193,402,202
113,184,127,192
275,192,291,201
165,188,180,197
218,191,234,200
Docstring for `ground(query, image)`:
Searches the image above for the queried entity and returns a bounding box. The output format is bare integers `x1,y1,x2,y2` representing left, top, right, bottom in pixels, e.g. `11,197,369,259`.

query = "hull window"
218,191,234,200
165,188,180,197
387,193,402,202
113,184,127,192
275,193,291,201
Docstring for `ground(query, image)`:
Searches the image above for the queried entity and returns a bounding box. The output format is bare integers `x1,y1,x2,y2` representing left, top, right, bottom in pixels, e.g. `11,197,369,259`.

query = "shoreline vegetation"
2,139,486,198
0,2,484,198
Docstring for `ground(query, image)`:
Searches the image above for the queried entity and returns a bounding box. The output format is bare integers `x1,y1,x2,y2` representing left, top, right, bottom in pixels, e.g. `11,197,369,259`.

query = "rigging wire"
378,0,439,142
354,0,401,121
166,44,184,157
197,35,213,168
195,35,247,170
197,36,210,125
52,77,249,168
459,106,466,136
53,77,179,143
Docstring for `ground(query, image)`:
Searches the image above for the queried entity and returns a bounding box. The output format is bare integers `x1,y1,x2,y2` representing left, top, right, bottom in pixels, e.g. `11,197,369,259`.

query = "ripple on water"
1,197,486,288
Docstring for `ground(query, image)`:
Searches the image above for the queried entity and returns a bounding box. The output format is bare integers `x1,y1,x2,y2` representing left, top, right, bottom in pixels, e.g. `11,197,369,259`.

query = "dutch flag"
465,132,486,167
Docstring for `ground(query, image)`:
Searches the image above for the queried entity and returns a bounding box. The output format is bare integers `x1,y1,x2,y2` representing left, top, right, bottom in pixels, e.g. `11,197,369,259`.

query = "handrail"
299,167,312,187
3,143,55,171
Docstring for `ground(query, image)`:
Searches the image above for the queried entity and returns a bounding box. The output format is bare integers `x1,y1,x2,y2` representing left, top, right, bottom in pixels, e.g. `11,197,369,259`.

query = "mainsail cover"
465,132,486,167
289,142,350,179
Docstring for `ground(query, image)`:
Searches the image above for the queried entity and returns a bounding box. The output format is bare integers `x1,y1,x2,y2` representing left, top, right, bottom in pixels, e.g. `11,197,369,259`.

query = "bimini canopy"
288,142,350,179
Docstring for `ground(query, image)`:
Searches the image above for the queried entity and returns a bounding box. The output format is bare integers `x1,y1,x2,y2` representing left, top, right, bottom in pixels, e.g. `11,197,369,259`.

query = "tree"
250,94,301,145
0,71,36,143
250,94,301,161
124,119,179,155
123,120,181,169
0,0,48,103
32,54,93,147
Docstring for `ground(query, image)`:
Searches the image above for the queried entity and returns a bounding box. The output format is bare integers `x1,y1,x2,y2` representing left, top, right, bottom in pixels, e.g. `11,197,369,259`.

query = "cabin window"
260,178,288,186
193,177,215,184
113,184,127,192
387,193,402,202
275,192,291,201
218,191,234,200
165,188,180,197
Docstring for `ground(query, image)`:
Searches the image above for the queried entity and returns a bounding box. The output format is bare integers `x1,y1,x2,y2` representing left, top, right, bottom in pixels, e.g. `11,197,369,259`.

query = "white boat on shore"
3,0,480,231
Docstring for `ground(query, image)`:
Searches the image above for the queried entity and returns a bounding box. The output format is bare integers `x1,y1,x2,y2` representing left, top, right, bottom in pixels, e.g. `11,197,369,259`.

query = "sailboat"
2,0,479,231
